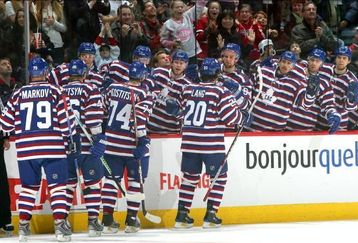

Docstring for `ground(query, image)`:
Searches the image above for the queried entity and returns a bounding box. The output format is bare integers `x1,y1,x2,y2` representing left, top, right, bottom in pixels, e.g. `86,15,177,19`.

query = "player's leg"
79,154,104,237
0,142,13,236
17,159,42,241
64,153,77,222
101,154,124,233
44,158,71,242
124,156,149,233
174,152,202,229
202,153,228,228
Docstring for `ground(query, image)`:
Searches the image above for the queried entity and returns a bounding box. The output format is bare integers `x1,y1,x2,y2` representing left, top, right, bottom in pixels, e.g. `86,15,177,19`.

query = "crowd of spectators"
0,0,358,86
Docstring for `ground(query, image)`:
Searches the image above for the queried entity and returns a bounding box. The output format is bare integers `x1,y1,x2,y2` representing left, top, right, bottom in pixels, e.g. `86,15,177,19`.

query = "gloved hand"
133,136,150,160
90,134,107,158
222,79,243,100
306,74,320,97
327,111,341,134
240,110,253,127
165,98,180,116
347,82,358,103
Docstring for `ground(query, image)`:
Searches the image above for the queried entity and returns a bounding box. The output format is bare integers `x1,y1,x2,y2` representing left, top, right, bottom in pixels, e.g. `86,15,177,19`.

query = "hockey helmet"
171,50,189,63
128,61,148,80
280,51,297,64
200,58,221,77
133,45,152,59
68,59,88,77
78,42,96,55
334,46,352,59
258,39,274,54
28,57,48,77
222,43,241,59
308,48,326,61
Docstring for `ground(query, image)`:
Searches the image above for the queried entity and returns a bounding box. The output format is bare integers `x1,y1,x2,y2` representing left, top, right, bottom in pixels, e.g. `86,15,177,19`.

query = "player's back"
104,82,153,157
180,82,240,154
2,82,70,161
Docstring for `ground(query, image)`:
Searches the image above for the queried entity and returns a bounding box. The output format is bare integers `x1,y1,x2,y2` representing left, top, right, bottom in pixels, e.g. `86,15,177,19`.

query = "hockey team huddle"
0,36,358,242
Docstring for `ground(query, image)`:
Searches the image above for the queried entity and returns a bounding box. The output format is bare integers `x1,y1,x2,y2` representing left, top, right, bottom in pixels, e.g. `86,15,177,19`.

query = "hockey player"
0,58,76,242
249,50,320,131
220,43,252,111
147,50,191,133
107,45,152,84
62,59,106,237
286,48,341,133
249,39,278,79
170,58,252,228
315,46,358,131
101,61,153,233
48,42,104,90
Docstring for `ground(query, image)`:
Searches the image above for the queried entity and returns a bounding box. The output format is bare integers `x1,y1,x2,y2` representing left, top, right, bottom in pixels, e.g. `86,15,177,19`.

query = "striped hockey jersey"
103,82,153,157
63,81,104,154
0,82,76,161
316,63,358,130
49,64,104,90
147,68,191,133
286,63,337,131
249,66,312,131
180,82,244,154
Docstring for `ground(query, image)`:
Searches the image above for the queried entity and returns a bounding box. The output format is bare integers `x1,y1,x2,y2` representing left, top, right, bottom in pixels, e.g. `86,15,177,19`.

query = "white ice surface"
0,220,357,243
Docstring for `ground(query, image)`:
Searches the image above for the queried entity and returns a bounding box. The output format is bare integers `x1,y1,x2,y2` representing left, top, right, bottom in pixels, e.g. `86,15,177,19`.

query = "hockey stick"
203,66,264,202
131,89,161,224
62,95,85,205
71,108,144,202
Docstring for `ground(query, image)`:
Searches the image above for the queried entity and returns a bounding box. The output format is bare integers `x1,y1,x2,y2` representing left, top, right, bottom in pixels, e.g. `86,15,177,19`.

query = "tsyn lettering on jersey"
21,89,50,99
65,87,83,96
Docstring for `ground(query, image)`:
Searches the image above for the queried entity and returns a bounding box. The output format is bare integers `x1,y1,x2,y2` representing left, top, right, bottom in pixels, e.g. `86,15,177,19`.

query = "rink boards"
5,131,358,233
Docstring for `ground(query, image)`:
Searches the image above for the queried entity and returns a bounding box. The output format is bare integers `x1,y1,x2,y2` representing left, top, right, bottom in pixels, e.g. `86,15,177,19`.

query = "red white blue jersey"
249,66,311,131
221,69,252,110
316,64,358,130
147,68,191,133
180,82,243,154
49,64,104,90
249,57,279,79
0,82,76,161
286,63,337,131
63,81,104,154
103,82,153,157
108,60,130,83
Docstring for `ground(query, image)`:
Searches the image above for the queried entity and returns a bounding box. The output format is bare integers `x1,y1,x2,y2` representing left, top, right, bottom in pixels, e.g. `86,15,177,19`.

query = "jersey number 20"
184,100,207,127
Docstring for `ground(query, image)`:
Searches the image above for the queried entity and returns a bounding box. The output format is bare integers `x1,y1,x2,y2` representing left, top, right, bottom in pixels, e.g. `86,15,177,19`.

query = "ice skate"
54,219,71,242
203,210,222,228
0,223,14,237
174,206,194,229
18,220,30,242
124,214,140,233
88,217,103,237
102,214,119,234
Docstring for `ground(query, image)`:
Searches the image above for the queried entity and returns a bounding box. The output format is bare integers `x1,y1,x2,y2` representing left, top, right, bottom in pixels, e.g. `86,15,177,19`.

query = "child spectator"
94,22,120,74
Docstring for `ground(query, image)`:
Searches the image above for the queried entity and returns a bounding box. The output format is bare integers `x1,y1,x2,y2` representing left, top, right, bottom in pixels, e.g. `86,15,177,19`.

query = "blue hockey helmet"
78,42,96,55
128,61,148,80
308,48,326,61
133,45,152,59
171,50,189,63
335,46,352,59
280,51,297,63
200,58,221,77
28,57,48,77
68,59,88,77
222,43,241,59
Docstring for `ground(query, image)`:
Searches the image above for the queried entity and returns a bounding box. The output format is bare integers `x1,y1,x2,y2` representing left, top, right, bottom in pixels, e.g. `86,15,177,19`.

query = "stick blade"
144,212,162,224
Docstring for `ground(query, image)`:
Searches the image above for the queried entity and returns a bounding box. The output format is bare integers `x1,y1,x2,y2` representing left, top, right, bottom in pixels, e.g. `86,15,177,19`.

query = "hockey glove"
90,134,107,158
306,74,320,97
327,111,341,134
240,110,253,127
222,79,243,100
133,136,150,160
165,98,180,116
347,82,358,103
